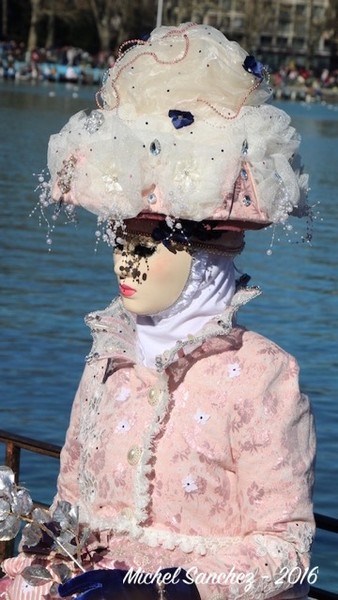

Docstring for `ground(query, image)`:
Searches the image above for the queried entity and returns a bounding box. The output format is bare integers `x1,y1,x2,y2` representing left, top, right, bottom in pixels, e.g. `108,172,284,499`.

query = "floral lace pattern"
2,289,315,600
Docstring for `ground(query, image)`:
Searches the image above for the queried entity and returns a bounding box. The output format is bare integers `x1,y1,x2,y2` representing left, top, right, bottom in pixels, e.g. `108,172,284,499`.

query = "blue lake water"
0,80,337,591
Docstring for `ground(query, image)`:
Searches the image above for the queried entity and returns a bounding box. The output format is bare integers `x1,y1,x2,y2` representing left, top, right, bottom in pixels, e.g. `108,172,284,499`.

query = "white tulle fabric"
136,252,235,368
45,24,309,231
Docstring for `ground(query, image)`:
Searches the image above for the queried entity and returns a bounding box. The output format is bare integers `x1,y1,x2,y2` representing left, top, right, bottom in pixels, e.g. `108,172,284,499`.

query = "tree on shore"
1,0,336,67
23,0,158,53
27,0,85,51
77,0,157,51
325,0,338,67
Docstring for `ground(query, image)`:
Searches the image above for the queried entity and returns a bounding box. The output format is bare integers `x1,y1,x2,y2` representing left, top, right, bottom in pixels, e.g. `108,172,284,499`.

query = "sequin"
150,139,161,156
243,195,251,206
240,168,248,180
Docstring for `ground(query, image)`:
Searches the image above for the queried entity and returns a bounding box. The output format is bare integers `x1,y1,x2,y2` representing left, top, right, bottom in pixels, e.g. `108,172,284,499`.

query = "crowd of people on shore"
0,39,114,84
270,63,338,101
1,38,338,101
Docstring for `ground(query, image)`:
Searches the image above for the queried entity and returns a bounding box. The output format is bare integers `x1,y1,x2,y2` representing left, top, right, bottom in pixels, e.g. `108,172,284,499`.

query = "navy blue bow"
243,55,265,80
168,109,194,129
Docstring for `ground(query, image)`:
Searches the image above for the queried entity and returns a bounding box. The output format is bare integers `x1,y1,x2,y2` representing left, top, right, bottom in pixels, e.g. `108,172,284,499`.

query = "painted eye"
133,244,157,258
115,241,125,252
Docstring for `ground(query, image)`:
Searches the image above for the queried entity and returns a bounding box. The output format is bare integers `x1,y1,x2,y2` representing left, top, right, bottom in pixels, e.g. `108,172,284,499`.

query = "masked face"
113,234,192,315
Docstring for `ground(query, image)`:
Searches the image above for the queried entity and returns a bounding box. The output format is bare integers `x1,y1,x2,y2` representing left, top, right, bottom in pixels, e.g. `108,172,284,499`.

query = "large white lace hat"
45,23,309,237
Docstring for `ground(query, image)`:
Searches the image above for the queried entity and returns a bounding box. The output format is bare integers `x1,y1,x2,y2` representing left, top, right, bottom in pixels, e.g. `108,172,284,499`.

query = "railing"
0,430,337,599
0,429,61,564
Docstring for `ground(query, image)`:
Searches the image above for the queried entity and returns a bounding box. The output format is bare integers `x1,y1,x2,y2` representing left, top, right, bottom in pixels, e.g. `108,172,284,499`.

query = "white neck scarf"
136,251,235,368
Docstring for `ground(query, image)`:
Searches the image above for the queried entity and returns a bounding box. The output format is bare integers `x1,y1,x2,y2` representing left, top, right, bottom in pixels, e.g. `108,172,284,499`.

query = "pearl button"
148,387,159,406
127,445,142,465
121,506,133,519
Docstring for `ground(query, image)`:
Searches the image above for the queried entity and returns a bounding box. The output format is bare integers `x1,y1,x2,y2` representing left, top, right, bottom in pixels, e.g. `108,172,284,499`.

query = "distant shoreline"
274,86,338,104
1,62,338,104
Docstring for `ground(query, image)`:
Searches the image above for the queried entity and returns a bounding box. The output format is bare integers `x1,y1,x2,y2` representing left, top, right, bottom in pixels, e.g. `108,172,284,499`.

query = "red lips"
119,284,136,297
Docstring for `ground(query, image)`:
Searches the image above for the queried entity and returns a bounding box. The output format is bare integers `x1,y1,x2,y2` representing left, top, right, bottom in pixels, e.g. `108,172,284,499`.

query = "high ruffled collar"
85,285,261,374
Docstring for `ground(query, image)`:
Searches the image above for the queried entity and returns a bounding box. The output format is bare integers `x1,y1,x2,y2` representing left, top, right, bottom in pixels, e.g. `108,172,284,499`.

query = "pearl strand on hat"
197,79,261,122
96,32,190,112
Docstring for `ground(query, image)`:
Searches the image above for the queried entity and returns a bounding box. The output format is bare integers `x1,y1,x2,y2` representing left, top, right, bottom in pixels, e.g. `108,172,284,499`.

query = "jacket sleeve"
180,349,316,600
53,363,93,506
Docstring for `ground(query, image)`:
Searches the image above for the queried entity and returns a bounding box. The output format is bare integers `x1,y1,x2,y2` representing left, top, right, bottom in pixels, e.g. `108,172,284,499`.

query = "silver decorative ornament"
0,499,10,520
21,565,53,586
0,465,15,490
12,489,33,516
50,563,72,584
243,195,251,207
84,110,105,134
21,522,43,547
32,507,51,523
0,514,21,541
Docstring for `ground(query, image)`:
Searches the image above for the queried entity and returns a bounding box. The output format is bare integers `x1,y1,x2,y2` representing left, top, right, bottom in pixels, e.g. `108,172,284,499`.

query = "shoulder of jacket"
235,328,298,367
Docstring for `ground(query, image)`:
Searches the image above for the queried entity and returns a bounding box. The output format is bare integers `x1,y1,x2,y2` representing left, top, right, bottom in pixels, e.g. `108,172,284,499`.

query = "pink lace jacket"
2,288,316,600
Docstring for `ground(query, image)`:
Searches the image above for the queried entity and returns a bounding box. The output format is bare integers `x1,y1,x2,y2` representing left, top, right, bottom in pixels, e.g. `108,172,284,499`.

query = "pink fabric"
0,576,11,598
1,555,59,599
2,291,315,600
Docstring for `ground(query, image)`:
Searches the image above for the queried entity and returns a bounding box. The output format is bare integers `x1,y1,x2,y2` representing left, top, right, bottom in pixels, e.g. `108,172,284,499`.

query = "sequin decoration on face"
113,232,193,316
114,235,158,284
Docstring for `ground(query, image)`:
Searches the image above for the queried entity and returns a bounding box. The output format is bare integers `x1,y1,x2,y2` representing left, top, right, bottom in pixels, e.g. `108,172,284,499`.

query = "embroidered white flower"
182,475,198,493
194,409,210,425
253,534,287,559
286,521,313,552
102,172,123,193
115,388,130,402
227,362,241,378
115,419,131,433
253,534,270,557
173,158,200,191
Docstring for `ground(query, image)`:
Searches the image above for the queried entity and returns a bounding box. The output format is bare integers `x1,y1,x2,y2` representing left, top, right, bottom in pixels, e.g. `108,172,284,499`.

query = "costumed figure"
0,23,315,600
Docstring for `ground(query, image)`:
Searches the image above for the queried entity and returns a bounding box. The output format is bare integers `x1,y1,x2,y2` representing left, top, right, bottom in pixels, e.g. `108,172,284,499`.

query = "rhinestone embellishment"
147,193,157,205
240,168,248,180
241,139,249,156
84,110,105,134
150,139,161,156
243,195,251,207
